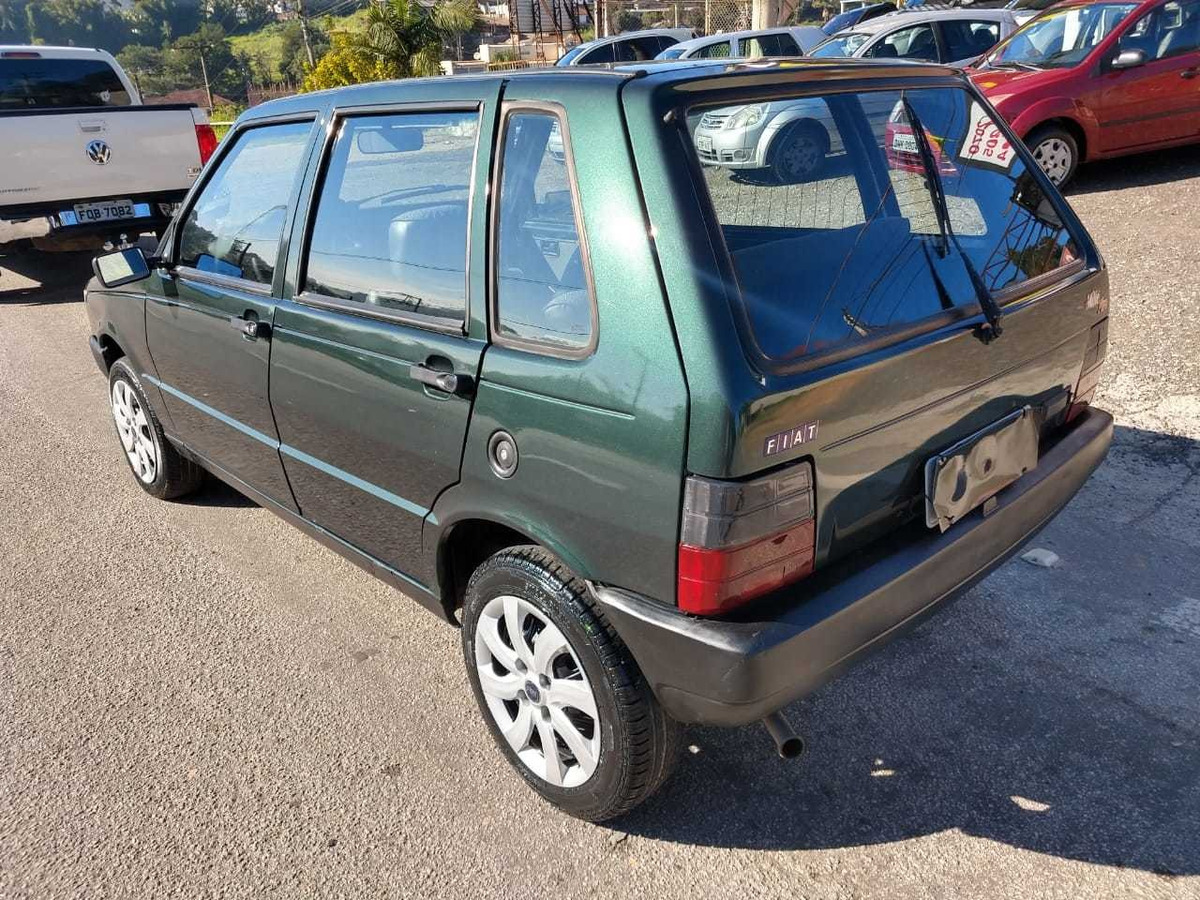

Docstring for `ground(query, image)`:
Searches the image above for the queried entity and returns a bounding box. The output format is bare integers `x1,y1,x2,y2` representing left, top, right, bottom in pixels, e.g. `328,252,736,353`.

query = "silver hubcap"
1033,137,1073,185
111,379,158,484
780,134,821,180
474,595,600,788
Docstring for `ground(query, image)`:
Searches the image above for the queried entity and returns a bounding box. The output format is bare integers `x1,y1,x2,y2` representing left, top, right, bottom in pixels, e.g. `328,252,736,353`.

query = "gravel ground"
1,144,1198,899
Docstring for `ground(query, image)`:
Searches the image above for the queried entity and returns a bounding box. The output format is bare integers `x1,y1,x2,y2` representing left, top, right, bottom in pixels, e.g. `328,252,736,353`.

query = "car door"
269,87,499,590
1097,0,1200,151
145,116,316,509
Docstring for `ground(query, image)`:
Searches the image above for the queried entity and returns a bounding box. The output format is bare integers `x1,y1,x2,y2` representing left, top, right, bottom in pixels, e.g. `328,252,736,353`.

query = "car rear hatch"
624,64,1109,615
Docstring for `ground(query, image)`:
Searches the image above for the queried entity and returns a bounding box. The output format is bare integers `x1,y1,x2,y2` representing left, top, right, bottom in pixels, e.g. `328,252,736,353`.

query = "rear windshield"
809,32,872,57
687,86,1083,363
0,57,131,109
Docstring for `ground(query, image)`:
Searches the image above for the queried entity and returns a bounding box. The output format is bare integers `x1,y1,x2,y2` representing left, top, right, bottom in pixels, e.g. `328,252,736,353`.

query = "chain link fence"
596,0,754,37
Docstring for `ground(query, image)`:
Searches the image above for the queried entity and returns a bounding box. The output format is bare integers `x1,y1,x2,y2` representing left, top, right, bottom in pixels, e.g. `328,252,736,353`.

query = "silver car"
693,9,1018,182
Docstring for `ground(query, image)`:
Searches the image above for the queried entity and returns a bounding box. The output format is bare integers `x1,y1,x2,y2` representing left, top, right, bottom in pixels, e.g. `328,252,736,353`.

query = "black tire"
107,358,203,500
1025,124,1079,188
460,546,681,822
770,120,829,184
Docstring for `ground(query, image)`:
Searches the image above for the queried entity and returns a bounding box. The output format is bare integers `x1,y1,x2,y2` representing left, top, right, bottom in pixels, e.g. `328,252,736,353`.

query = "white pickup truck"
0,45,217,253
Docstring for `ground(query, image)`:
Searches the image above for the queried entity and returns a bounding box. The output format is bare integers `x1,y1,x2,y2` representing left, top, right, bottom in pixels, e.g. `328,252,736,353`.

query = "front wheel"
770,121,828,184
1027,125,1079,188
108,358,203,500
461,546,680,821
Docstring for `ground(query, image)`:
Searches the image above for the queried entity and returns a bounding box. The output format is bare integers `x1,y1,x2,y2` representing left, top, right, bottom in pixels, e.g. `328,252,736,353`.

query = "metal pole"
199,51,213,111
298,0,316,67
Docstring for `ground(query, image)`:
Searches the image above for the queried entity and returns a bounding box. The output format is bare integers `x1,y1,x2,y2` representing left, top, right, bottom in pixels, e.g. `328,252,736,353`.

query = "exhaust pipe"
762,711,806,760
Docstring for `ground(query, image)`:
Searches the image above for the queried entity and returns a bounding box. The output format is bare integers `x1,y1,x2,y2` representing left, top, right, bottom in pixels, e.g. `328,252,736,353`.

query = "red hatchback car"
971,0,1200,185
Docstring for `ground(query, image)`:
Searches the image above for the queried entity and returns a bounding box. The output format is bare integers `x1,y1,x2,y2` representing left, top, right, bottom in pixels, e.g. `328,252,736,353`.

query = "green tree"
303,0,441,91
169,22,243,101
432,0,477,62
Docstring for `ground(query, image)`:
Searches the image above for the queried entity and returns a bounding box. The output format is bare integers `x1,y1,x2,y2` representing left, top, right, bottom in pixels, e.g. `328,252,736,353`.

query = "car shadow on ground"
0,250,95,303
1068,143,1200,195
618,425,1200,879
179,475,259,509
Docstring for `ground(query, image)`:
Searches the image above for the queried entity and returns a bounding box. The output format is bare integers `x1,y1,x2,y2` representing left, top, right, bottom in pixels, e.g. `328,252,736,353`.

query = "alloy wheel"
473,594,600,788
1032,137,1073,186
111,379,158,484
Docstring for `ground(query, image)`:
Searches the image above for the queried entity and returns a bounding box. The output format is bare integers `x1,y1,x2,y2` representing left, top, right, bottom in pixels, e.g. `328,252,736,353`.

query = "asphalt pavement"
2,146,1199,899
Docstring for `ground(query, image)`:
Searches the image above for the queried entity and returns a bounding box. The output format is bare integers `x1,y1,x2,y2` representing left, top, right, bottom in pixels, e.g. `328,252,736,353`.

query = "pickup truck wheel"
461,546,680,821
108,359,203,500
770,121,828,184
1027,125,1078,187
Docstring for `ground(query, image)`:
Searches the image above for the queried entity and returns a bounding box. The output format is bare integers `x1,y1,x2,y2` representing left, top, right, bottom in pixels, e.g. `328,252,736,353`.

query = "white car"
555,28,696,65
807,9,1019,65
654,26,827,60
0,45,216,253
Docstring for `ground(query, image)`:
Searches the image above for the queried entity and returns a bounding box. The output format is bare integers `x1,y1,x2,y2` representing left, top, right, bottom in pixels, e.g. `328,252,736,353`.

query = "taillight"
195,124,218,166
1067,318,1108,423
678,462,816,616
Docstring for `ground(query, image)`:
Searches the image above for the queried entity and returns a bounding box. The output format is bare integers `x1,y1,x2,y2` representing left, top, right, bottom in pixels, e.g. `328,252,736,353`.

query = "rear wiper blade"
900,96,1004,343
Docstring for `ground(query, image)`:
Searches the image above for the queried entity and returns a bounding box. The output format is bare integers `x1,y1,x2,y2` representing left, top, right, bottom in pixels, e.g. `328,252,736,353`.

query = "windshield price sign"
958,102,1016,172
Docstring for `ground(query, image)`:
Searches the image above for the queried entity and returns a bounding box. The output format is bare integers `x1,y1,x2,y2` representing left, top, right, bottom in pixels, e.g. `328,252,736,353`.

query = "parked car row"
679,0,1200,186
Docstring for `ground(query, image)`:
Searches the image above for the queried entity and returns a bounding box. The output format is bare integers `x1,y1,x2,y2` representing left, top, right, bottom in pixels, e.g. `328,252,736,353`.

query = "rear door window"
742,32,803,57
865,24,940,60
939,20,1003,61
302,110,478,327
686,87,1082,363
177,121,312,286
0,57,131,109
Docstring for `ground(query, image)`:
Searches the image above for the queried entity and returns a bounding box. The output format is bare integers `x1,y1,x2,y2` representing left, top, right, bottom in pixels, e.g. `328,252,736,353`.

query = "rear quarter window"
686,86,1083,364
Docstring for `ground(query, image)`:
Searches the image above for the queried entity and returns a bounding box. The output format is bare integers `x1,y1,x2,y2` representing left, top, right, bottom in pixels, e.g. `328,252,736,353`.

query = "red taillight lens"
677,462,816,616
1067,317,1108,423
195,124,218,166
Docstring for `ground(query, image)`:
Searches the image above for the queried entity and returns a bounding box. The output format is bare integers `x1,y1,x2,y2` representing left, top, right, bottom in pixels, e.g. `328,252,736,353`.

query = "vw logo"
86,140,111,166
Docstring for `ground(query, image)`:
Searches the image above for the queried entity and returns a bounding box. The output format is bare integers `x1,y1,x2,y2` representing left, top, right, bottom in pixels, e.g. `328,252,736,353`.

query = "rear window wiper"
900,96,1004,343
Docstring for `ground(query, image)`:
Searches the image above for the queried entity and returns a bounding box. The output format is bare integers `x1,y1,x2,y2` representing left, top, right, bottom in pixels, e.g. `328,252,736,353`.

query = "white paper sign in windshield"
958,102,1016,172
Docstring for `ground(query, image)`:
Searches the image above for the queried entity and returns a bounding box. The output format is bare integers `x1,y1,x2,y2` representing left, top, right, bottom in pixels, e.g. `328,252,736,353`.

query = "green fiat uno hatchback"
85,59,1112,821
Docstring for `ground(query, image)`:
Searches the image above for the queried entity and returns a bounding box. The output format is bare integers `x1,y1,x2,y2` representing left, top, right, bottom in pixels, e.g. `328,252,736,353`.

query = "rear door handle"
1183,67,1199,79
410,363,472,397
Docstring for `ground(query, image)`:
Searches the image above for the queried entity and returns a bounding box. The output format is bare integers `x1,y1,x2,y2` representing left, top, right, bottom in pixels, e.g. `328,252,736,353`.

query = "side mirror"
1111,48,1146,70
92,247,151,288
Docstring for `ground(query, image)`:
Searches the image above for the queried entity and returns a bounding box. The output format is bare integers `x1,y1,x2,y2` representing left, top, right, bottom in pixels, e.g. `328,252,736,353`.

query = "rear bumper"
594,408,1113,727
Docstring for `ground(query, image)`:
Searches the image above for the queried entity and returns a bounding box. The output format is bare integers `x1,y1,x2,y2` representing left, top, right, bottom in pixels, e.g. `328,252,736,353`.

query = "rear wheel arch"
438,518,585,620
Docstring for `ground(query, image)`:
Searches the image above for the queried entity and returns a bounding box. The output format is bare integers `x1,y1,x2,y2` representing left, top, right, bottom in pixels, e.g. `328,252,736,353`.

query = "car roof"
245,57,964,121
0,45,114,58
842,7,1015,34
671,26,809,50
572,28,693,49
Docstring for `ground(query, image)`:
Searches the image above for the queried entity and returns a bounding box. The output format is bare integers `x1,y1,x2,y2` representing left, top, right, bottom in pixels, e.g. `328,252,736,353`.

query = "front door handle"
410,363,472,397
1183,67,1199,79
230,313,268,341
